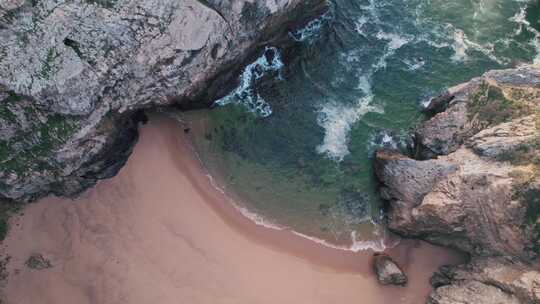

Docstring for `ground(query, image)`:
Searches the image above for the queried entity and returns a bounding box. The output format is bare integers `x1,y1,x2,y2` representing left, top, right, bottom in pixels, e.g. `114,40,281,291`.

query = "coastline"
169,110,391,253
0,115,464,304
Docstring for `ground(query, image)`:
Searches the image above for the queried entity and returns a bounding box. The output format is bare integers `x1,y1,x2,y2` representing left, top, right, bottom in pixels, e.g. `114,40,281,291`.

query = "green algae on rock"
0,0,327,202
375,65,540,304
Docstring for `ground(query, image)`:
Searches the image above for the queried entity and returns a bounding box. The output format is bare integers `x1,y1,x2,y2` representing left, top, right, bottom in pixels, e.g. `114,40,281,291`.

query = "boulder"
372,253,408,286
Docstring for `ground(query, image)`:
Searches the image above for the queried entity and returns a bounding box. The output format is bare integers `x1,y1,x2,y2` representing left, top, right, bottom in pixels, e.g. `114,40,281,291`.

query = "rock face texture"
375,65,540,304
372,253,408,286
0,0,326,201
429,258,540,304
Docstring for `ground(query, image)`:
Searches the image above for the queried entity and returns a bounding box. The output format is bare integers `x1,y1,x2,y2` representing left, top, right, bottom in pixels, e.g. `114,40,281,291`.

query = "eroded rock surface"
0,0,326,201
375,65,540,304
373,253,408,286
429,257,540,304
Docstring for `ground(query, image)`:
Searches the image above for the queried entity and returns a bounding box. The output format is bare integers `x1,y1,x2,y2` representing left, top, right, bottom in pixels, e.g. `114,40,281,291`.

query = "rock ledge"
375,65,540,304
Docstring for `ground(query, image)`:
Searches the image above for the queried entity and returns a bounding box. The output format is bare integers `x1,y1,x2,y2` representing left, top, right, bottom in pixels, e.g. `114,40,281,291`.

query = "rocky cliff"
0,0,326,202
375,65,540,304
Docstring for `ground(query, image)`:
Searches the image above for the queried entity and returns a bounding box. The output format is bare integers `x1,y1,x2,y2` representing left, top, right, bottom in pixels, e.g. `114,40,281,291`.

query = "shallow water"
184,0,540,248
2,117,465,304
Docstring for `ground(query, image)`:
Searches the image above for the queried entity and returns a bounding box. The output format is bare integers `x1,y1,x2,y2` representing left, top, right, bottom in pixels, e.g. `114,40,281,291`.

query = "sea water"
184,0,540,250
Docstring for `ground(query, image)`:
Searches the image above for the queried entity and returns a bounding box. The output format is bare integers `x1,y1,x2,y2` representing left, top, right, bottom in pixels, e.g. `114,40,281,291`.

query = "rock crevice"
0,0,327,202
375,65,540,304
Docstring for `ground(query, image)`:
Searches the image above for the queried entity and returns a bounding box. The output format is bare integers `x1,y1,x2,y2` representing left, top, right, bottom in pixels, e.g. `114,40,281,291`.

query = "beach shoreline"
0,115,464,304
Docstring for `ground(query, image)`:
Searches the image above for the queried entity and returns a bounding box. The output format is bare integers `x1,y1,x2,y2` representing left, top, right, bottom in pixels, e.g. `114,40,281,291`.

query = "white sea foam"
204,172,286,230
204,163,388,251
235,205,285,231
315,30,409,162
354,16,370,36
214,46,284,117
292,230,387,252
374,31,412,69
420,95,434,109
510,5,540,64
230,190,389,252
172,119,389,253
357,74,372,93
360,0,380,24
316,95,383,161
315,28,411,162
180,130,287,232
450,27,505,64
376,31,411,50
366,130,406,157
290,10,332,42
402,58,426,71
451,29,469,62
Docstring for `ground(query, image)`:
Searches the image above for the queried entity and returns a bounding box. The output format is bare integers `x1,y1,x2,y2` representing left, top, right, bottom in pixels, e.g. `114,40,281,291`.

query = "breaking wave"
316,93,383,161
289,9,332,42
201,0,540,254
214,47,284,117
510,4,540,64
366,130,413,157
315,29,409,162
292,230,388,252
374,31,412,69
204,158,390,252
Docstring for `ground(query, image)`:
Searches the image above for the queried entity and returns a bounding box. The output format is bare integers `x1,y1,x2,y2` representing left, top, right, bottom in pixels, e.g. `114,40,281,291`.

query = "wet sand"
1,116,464,304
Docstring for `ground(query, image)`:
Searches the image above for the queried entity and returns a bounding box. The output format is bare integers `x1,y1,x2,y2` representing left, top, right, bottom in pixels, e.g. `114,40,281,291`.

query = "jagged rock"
377,66,540,258
379,147,533,258
422,92,455,115
428,280,521,304
372,253,408,286
466,114,538,159
0,0,326,201
375,65,540,304
429,258,540,304
415,65,540,159
429,265,454,288
415,80,481,159
374,150,458,204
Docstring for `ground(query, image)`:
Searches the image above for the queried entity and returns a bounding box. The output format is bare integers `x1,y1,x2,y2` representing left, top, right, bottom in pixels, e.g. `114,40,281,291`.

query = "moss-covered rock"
0,0,327,202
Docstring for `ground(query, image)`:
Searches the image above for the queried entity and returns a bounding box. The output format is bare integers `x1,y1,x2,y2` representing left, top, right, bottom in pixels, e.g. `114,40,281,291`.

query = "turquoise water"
185,0,540,249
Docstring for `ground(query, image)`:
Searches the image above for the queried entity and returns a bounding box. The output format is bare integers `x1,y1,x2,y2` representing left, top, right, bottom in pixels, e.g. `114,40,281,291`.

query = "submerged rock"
372,253,408,286
375,65,540,303
0,0,327,202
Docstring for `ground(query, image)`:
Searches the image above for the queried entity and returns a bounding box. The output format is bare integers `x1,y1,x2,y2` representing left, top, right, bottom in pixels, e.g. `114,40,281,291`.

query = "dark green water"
184,0,540,250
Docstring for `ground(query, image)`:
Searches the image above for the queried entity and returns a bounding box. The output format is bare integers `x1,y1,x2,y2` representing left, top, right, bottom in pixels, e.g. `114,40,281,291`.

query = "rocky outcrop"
429,257,540,304
372,253,408,286
415,67,540,159
0,0,326,201
375,65,540,303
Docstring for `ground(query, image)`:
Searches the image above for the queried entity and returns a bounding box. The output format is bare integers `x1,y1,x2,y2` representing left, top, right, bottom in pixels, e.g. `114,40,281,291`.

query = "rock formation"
375,65,540,304
429,257,539,304
372,253,408,286
0,0,326,202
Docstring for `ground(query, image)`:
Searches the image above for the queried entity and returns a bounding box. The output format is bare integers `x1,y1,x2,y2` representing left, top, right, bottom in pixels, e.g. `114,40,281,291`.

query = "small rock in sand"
25,254,52,270
373,253,408,286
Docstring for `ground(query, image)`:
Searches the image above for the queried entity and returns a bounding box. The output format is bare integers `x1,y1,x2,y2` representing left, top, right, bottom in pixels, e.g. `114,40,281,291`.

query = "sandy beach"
1,116,463,304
